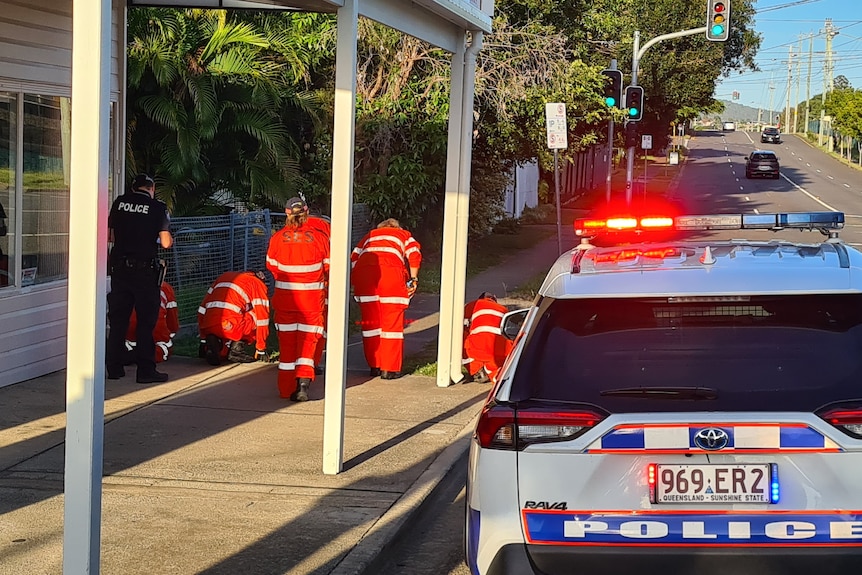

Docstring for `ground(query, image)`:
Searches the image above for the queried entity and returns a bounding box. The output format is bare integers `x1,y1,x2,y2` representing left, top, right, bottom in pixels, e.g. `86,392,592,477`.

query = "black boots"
381,370,402,380
205,334,223,366
291,378,311,402
227,340,255,363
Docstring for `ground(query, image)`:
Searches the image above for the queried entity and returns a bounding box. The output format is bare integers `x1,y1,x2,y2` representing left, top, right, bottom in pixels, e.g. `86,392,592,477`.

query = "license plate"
758,165,771,170
650,464,776,504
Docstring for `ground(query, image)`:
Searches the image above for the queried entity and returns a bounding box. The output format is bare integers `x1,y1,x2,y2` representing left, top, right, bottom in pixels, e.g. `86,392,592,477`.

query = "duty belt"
117,256,157,270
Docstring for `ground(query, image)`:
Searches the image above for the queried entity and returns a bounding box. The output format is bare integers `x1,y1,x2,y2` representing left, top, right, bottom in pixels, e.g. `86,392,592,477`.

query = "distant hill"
715,100,781,124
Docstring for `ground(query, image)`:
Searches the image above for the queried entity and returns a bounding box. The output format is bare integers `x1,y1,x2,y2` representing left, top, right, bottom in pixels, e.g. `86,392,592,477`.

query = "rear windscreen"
764,129,780,135
510,295,862,412
752,153,776,161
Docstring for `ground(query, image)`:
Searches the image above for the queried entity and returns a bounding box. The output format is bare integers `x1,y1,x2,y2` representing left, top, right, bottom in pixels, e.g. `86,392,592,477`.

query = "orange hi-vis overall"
267,222,330,397
308,216,332,368
351,227,422,373
197,271,271,358
126,282,179,363
463,297,514,379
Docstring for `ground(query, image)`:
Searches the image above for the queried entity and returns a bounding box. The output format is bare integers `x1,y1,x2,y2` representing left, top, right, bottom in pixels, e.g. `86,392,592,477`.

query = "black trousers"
107,264,160,374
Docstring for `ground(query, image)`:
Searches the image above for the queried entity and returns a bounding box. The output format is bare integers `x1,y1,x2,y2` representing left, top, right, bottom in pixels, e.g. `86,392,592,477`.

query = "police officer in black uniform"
107,174,173,383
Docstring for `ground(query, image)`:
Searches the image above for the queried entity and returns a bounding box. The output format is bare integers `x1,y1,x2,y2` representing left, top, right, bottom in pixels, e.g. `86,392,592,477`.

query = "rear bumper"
484,544,862,575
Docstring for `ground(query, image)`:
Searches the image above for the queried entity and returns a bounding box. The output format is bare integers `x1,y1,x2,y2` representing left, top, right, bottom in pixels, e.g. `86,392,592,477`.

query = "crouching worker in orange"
197,270,271,366
462,292,513,383
266,197,329,401
351,218,422,380
125,282,179,363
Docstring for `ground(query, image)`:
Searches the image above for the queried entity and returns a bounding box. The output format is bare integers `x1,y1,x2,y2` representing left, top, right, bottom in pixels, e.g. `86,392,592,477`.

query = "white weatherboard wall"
0,0,125,387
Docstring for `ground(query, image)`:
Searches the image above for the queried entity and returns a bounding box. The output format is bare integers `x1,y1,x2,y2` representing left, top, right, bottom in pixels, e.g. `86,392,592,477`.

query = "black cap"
286,197,308,213
132,174,155,190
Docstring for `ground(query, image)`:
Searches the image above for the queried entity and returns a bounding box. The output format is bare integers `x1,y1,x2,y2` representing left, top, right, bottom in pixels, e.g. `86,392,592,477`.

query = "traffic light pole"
625,26,707,204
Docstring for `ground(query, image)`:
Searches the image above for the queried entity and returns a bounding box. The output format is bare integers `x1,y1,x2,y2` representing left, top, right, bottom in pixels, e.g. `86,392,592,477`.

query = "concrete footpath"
0,223,576,575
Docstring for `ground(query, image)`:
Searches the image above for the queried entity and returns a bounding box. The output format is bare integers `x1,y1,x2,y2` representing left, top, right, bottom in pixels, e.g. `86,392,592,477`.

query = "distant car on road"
722,121,736,131
466,211,862,575
761,127,782,144
745,150,780,179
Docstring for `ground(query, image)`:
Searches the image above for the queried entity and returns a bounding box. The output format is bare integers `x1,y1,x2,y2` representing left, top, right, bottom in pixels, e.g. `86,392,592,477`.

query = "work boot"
369,367,382,377
205,334,223,366
227,341,255,363
107,366,125,380
137,369,168,384
381,370,402,380
472,370,491,384
291,378,311,402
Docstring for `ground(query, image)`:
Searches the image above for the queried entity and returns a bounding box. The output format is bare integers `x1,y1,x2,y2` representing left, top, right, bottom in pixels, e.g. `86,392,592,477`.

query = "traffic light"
706,0,730,42
625,86,644,121
601,69,623,108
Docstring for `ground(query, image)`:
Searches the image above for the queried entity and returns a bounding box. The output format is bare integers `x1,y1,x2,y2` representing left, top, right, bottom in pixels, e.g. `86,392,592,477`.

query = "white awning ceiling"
127,0,493,38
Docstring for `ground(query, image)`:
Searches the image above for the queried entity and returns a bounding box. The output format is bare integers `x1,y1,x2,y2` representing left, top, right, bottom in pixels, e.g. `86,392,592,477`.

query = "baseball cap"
286,197,308,213
132,174,155,190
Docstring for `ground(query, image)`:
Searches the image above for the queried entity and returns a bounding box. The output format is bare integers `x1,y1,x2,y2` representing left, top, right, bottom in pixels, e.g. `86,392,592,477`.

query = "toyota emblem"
693,427,729,451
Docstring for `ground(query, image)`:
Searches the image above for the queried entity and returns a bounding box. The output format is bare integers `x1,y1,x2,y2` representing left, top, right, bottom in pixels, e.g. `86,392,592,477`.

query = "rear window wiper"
599,387,718,400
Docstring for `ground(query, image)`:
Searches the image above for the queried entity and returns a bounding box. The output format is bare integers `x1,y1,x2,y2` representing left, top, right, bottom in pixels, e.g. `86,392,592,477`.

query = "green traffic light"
712,24,725,36
629,108,638,117
605,97,616,106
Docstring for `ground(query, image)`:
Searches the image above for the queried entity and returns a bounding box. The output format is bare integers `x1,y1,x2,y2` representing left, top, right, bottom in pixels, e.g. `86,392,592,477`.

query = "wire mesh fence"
161,206,373,332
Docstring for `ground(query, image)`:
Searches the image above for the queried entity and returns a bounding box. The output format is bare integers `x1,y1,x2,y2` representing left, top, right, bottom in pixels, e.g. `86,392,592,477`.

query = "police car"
465,212,862,575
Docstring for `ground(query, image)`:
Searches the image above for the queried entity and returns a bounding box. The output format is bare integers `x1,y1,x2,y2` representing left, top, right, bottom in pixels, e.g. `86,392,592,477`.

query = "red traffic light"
714,2,725,12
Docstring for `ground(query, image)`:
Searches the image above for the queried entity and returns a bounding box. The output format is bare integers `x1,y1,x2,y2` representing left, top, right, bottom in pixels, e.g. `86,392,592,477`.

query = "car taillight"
819,407,862,439
475,404,605,450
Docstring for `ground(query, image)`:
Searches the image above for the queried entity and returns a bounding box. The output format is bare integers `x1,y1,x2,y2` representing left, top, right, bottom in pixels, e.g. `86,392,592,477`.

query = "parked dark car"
761,127,782,144
745,150,780,179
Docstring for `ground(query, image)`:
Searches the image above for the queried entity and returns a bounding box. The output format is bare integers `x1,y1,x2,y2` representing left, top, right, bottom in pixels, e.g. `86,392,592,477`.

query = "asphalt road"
362,132,862,575
676,130,862,245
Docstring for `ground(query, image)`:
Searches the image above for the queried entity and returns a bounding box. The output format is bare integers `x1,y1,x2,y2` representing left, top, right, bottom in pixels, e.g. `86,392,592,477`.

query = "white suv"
466,212,862,575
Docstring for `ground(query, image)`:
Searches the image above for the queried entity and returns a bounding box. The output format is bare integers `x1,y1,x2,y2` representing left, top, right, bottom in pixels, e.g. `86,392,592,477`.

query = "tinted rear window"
764,129,780,135
751,153,777,161
510,295,862,412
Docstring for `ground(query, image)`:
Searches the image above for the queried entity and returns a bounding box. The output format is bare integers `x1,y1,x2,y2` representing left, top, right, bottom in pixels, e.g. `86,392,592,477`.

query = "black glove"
255,349,268,362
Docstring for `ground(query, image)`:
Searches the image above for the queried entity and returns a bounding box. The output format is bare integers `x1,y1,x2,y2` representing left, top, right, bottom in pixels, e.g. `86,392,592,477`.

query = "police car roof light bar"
674,212,844,231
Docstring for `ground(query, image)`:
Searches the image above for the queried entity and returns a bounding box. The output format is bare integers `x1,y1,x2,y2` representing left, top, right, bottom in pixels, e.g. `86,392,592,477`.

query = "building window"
0,92,15,288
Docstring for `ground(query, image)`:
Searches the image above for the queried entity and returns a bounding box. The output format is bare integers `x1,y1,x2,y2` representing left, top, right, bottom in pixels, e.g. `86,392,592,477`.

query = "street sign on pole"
545,103,568,150
641,135,653,149
545,103,566,255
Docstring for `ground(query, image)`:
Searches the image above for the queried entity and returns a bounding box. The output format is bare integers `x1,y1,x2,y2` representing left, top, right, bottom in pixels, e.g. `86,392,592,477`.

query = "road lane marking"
807,163,811,167
829,176,834,179
817,169,822,173
780,173,839,212
745,196,750,201
844,184,851,188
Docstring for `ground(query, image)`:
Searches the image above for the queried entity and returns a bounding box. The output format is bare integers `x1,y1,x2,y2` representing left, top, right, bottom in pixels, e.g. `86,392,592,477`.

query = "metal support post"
605,59,617,203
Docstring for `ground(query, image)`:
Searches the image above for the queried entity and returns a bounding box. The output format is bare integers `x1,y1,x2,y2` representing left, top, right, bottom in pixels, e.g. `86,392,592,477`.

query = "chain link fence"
160,206,373,332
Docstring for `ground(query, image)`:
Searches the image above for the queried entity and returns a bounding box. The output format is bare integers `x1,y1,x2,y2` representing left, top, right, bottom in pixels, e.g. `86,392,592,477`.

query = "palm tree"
126,8,319,215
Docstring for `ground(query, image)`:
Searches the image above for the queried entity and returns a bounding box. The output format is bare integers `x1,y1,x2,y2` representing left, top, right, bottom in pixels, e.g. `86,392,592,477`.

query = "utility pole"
785,46,793,132
768,73,776,125
606,59,618,203
793,36,802,133
819,18,838,148
805,32,813,135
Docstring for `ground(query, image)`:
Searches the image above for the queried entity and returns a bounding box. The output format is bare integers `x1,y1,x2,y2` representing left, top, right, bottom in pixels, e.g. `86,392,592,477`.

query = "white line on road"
745,196,750,201
844,184,851,188
817,169,822,173
780,172,839,212
829,176,834,180
807,163,811,167
754,208,760,214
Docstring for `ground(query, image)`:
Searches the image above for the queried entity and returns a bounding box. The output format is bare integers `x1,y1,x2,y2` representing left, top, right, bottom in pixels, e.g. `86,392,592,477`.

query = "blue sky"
716,0,862,116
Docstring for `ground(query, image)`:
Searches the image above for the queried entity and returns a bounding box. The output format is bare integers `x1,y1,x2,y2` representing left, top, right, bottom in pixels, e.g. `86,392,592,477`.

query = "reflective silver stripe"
202,301,243,314
471,308,505,322
275,323,325,335
379,296,410,305
323,257,330,265
380,331,404,340
165,301,178,309
275,280,325,290
251,298,269,308
266,256,323,273
214,281,250,303
125,342,135,351
296,357,315,367
471,326,503,336
197,306,206,315
256,319,269,327
355,295,379,303
362,328,382,337
462,358,473,365
156,342,170,362
278,362,296,370
405,246,420,258
364,246,403,258
372,234,407,250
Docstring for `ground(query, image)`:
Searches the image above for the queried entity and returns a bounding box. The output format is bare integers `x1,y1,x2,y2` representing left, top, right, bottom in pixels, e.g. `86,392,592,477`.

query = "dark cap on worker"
286,197,308,213
132,174,155,190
